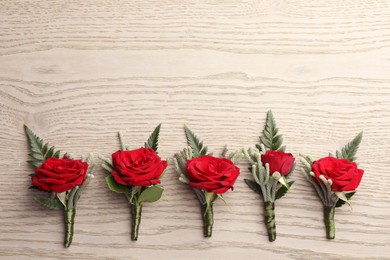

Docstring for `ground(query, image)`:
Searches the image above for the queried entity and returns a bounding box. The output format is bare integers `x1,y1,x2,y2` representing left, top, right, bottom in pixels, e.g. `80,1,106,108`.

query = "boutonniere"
99,124,167,241
173,125,243,237
24,125,94,248
243,111,295,241
300,132,364,239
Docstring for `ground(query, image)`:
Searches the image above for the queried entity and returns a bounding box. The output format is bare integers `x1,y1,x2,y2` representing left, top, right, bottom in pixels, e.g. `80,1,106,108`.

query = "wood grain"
1,1,390,259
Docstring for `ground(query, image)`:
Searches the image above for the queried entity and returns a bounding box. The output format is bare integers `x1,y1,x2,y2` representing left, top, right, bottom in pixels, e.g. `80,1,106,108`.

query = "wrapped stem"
324,206,335,239
264,201,276,242
201,203,214,237
64,208,75,248
130,203,142,241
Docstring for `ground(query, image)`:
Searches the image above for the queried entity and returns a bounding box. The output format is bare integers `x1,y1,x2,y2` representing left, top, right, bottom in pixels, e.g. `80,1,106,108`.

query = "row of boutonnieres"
24,111,364,247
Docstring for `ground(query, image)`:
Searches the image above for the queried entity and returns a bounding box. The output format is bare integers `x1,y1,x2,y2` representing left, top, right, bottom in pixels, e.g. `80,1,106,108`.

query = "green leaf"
129,186,142,203
27,160,42,168
335,191,355,208
67,186,79,209
275,180,295,200
193,188,206,204
35,196,64,210
244,179,262,194
56,192,67,208
53,150,61,158
255,144,263,152
24,125,61,169
137,185,164,203
259,110,283,151
336,132,363,162
184,125,208,157
144,123,161,152
277,176,290,190
205,192,217,204
105,175,132,194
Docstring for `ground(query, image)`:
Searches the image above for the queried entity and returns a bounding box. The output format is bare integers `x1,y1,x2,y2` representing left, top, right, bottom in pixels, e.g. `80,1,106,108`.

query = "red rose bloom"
311,156,364,192
261,150,295,176
186,155,240,194
111,148,167,186
32,157,88,193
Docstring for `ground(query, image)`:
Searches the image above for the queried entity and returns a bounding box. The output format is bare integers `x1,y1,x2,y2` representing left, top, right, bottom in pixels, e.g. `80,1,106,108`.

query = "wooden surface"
1,1,390,259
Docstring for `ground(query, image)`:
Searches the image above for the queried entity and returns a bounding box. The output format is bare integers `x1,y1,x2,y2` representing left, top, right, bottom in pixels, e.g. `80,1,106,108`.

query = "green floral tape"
324,206,335,239
131,204,142,241
264,201,276,242
64,209,76,248
201,203,214,237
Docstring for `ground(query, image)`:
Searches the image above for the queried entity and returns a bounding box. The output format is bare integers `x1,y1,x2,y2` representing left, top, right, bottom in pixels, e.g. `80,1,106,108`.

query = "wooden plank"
0,1,389,259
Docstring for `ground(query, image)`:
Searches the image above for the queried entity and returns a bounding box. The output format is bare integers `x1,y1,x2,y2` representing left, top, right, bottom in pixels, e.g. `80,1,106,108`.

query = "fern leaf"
24,125,61,169
337,132,363,162
259,111,283,151
184,125,208,157
144,123,161,152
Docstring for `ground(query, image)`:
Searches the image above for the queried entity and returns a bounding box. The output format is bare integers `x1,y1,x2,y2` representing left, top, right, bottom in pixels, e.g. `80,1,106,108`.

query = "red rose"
261,150,295,176
186,155,240,194
32,157,88,193
111,148,167,186
311,156,364,192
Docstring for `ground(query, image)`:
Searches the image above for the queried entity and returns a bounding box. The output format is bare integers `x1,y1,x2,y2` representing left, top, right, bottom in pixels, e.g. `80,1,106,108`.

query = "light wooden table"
1,1,389,259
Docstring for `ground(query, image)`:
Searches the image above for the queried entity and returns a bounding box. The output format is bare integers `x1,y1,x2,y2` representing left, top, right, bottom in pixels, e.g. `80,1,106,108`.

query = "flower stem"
264,201,276,242
201,203,214,237
324,206,335,239
130,203,142,241
64,208,75,248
